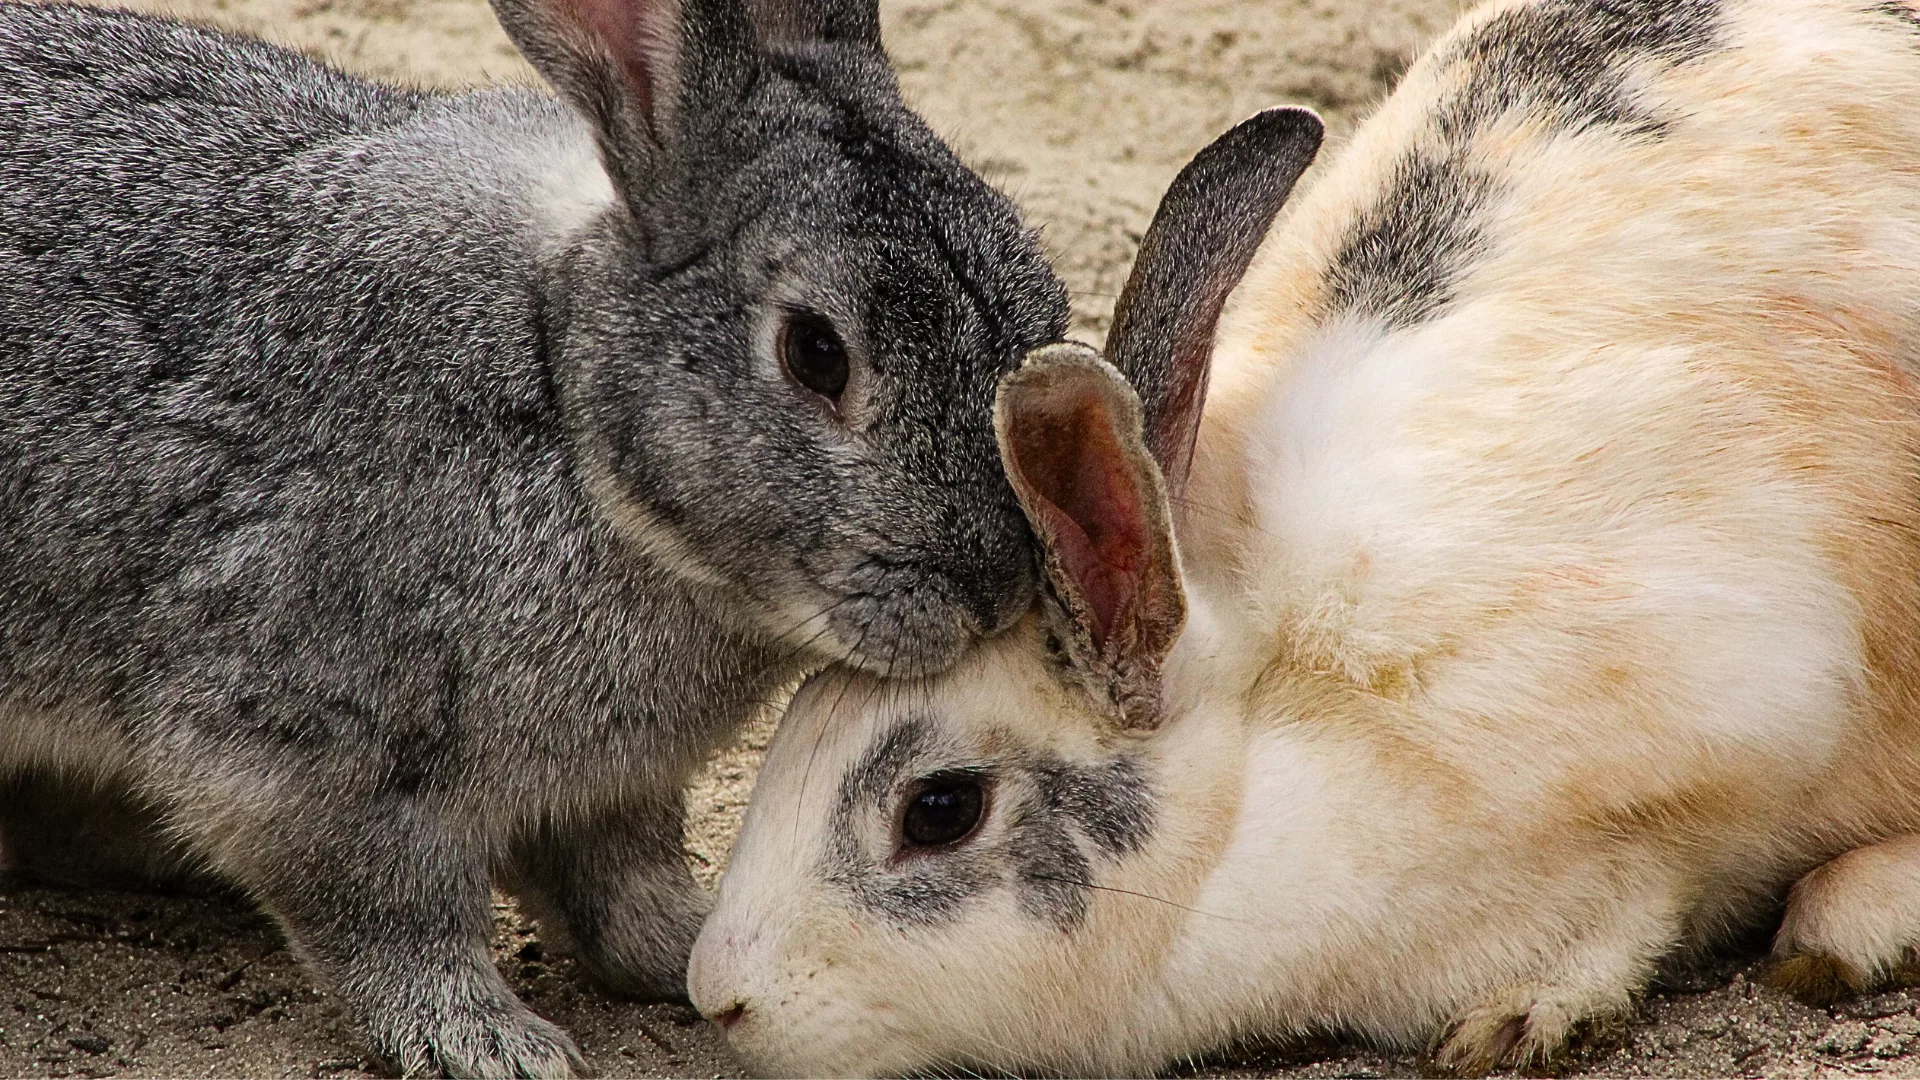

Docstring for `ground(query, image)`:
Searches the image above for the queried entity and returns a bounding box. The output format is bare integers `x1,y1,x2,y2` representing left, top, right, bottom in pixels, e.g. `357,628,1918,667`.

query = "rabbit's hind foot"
1432,989,1622,1077
501,795,711,1003
1770,834,1920,1006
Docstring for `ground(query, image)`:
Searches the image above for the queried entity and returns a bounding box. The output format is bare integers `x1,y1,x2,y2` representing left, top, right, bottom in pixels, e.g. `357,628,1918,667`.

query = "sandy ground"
5,0,1918,1076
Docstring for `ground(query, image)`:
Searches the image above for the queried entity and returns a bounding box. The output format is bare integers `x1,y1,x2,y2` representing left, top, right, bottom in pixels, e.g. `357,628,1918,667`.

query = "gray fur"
1325,154,1497,328
825,714,1154,931
1036,757,1152,859
0,0,1066,1074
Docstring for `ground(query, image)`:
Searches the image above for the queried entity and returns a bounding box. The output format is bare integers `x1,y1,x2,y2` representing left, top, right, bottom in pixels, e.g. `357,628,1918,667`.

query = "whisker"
789,616,875,847
915,1011,1050,1078
1167,491,1285,543
766,591,862,670
1024,873,1249,923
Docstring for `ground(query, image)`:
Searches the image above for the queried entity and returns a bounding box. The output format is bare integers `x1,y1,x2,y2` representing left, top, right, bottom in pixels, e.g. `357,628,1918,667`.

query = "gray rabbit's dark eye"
901,775,986,849
781,311,850,403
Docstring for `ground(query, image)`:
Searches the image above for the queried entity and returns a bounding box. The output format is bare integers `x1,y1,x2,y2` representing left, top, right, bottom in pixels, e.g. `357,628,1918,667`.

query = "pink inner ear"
1013,395,1149,650
555,0,678,124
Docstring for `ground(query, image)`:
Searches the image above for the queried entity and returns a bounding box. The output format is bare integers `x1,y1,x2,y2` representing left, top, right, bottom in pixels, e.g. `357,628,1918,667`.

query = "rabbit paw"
367,978,583,1079
505,808,714,1003
1765,952,1871,1007
1434,991,1579,1076
1771,834,1920,1005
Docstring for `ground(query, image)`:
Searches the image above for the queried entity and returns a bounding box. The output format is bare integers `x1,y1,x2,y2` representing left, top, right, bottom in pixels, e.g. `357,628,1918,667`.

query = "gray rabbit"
0,0,1067,1073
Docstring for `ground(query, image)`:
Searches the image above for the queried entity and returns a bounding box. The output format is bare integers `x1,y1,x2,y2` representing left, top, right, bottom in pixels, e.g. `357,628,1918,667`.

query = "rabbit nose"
713,1001,748,1030
958,562,1035,637
688,925,758,1026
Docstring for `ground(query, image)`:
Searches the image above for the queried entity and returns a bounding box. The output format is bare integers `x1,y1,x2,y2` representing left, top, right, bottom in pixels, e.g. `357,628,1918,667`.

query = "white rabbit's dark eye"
781,311,850,403
901,776,985,849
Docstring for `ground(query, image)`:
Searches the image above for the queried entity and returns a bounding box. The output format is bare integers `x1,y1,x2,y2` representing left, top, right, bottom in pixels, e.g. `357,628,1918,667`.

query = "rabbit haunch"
0,0,1067,1075
692,0,1920,1074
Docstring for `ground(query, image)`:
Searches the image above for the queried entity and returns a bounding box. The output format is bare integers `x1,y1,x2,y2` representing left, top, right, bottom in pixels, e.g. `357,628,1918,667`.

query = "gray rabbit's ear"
747,0,880,48
489,0,743,200
1106,106,1324,500
492,0,875,229
995,343,1185,731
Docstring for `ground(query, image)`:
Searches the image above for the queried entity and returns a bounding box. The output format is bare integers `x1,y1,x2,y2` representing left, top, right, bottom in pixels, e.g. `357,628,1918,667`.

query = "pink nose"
713,1002,748,1030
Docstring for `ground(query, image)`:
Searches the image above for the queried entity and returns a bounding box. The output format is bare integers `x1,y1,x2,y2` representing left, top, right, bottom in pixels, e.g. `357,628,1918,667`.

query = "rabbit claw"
370,976,583,1079
1433,982,1629,1077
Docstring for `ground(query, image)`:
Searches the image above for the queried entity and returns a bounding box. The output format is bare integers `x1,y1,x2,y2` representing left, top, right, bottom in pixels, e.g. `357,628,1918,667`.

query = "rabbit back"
1202,0,1920,858
1174,2,1920,1050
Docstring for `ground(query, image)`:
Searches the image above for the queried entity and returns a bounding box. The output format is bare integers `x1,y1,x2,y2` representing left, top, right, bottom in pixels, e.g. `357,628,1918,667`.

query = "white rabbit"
686,0,1920,1074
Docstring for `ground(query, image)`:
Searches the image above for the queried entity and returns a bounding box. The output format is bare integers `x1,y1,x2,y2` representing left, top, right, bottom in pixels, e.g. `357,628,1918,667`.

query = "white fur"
526,123,617,258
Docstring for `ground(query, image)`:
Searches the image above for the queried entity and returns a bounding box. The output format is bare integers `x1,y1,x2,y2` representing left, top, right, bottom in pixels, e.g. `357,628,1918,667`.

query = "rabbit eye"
901,775,986,849
780,311,850,403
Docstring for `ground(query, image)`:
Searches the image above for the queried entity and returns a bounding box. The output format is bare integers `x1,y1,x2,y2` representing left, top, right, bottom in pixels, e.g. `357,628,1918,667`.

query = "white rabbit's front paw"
1434,976,1636,1077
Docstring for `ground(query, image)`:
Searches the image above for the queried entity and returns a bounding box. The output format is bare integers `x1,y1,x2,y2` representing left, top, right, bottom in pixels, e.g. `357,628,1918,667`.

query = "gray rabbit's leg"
506,794,710,1002
227,800,581,1078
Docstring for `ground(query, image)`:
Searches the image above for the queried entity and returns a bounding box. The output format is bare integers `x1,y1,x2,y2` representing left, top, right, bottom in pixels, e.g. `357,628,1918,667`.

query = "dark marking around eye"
841,714,934,807
822,715,1158,931
1038,757,1154,858
1005,797,1094,927
827,716,985,926
1325,0,1724,330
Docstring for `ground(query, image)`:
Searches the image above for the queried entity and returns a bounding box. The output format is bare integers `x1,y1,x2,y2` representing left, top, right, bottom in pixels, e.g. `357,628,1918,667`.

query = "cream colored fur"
692,0,1920,1073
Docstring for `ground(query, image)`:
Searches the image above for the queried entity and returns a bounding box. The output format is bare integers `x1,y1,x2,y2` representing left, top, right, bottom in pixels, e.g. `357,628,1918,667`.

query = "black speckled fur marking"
1326,0,1725,329
1876,0,1920,35
1441,0,1723,139
1324,154,1497,328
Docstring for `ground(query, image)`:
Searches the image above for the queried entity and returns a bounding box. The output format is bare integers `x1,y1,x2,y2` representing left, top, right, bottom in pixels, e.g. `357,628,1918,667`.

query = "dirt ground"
5,0,1918,1076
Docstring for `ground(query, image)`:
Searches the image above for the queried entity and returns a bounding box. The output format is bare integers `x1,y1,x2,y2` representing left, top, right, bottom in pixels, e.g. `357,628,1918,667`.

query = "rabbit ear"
1106,106,1324,498
996,343,1185,730
491,0,880,235
489,0,722,187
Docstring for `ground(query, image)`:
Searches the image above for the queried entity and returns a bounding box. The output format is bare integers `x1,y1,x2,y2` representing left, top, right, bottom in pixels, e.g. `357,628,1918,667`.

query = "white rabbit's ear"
996,343,1184,730
1106,106,1324,499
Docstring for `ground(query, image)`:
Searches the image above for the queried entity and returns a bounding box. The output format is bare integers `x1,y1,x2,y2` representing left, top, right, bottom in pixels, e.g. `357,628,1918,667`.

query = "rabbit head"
688,108,1324,1077
497,0,1072,674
